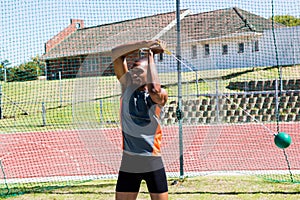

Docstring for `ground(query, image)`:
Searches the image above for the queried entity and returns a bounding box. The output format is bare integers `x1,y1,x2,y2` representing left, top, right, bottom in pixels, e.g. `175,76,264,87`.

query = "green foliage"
17,62,39,81
273,15,300,27
0,62,38,82
0,55,46,82
31,54,46,76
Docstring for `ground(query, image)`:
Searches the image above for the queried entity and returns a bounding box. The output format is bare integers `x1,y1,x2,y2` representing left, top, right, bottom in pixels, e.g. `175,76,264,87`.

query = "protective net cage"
1,0,300,196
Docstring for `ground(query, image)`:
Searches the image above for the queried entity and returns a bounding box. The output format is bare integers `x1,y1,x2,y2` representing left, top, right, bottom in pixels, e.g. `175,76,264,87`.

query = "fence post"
0,85,2,119
59,71,62,107
42,102,46,126
4,69,7,83
195,71,199,97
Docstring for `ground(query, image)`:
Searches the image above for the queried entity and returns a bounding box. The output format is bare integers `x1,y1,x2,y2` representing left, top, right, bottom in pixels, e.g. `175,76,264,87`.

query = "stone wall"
162,90,300,125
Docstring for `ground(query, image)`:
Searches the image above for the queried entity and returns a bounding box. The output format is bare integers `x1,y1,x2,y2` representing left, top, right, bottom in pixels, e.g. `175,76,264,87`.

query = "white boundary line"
1,170,300,184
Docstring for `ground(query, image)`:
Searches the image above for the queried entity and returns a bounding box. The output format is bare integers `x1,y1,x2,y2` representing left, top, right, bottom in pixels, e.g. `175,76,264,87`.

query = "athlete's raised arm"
111,40,161,81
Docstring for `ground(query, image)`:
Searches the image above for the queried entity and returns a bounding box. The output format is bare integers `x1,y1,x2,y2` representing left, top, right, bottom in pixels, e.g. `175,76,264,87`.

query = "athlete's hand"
150,39,167,54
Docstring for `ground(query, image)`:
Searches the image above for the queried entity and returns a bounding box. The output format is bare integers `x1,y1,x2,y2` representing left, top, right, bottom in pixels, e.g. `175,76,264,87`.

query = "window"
101,57,111,66
222,44,228,55
252,40,259,52
86,57,99,72
238,43,244,53
192,45,197,58
204,44,210,56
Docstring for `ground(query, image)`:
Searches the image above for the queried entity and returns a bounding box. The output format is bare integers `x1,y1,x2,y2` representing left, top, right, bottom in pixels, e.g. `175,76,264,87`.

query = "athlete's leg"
149,192,168,200
144,168,168,200
115,192,139,200
115,171,142,200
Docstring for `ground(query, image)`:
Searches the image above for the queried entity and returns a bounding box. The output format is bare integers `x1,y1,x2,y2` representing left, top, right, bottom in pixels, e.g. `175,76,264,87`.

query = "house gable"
42,10,188,60
45,19,84,53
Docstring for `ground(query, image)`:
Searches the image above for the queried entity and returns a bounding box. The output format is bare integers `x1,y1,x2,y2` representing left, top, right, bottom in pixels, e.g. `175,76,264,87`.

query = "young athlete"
112,40,168,200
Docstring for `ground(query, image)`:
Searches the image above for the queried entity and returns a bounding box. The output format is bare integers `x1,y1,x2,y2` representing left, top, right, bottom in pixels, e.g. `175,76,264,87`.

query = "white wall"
179,26,300,71
258,26,300,67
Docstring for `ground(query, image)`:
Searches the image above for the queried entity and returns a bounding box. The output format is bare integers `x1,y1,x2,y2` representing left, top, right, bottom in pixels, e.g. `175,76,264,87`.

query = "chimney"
45,19,84,53
70,19,84,29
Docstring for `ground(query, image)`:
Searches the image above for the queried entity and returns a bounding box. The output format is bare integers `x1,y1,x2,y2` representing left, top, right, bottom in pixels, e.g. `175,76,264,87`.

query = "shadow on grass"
0,182,116,198
3,183,300,198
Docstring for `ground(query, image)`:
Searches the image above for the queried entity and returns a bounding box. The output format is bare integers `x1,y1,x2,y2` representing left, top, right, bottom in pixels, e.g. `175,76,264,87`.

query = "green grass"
2,175,300,199
0,65,300,133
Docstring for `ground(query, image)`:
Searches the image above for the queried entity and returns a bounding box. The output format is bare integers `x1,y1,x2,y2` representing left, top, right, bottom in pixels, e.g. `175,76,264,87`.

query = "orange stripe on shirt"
152,105,163,156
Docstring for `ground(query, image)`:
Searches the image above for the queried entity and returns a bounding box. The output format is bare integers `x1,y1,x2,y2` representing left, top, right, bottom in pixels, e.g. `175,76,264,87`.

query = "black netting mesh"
1,0,300,196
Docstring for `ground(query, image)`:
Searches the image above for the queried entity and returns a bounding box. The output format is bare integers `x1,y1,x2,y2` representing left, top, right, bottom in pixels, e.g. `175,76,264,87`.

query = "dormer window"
76,23,81,29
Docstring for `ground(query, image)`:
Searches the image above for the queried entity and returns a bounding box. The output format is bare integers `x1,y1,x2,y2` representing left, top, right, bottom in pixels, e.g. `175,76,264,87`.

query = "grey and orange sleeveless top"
120,73,163,156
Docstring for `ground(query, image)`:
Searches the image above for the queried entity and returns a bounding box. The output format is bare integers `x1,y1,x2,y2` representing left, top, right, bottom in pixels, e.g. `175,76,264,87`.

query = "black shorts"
116,167,168,193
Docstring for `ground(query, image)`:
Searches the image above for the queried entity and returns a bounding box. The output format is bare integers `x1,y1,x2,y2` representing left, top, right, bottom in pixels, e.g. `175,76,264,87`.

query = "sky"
1,0,300,66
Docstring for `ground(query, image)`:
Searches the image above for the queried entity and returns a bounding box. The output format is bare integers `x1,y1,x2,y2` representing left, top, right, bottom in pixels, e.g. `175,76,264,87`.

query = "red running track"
0,122,299,180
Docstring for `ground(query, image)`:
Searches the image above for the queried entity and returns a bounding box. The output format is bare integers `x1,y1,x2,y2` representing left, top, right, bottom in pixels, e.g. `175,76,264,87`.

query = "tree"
31,55,46,76
0,59,39,82
15,62,39,81
272,15,300,27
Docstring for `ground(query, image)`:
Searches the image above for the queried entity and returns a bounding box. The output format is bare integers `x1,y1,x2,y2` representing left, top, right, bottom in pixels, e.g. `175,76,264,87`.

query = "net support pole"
176,0,184,179
271,0,283,91
215,80,220,121
99,99,103,127
274,79,280,132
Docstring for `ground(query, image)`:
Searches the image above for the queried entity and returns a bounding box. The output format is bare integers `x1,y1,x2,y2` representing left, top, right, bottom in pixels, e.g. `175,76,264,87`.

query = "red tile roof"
42,7,285,60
